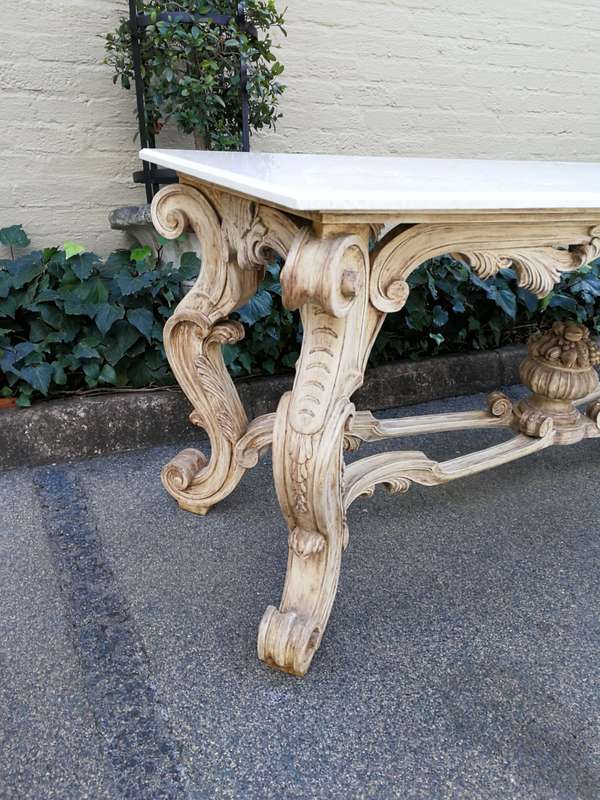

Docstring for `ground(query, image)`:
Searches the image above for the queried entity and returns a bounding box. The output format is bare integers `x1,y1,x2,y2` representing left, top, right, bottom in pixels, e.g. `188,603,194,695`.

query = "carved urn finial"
516,322,600,436
521,322,600,396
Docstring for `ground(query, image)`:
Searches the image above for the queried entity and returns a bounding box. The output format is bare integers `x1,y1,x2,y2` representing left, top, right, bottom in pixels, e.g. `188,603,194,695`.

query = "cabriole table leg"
257,225,384,675
151,181,298,515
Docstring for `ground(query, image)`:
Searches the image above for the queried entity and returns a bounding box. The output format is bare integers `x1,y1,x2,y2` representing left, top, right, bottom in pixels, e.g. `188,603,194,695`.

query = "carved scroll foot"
161,448,210,515
259,390,349,676
258,607,322,676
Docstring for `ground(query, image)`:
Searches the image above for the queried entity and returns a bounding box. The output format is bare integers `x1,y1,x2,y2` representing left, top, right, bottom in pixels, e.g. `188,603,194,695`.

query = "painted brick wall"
2,1,600,254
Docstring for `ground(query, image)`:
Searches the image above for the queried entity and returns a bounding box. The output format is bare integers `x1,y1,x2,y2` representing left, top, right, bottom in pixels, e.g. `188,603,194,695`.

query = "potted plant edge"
105,0,286,258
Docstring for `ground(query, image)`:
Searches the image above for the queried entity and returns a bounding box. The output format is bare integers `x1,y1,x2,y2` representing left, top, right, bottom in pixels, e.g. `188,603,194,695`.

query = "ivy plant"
371,255,600,365
105,0,286,150
0,226,199,406
222,255,600,374
2,224,599,407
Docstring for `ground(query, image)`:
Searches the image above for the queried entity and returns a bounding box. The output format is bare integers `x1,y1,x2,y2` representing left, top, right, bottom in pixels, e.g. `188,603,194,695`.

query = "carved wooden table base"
151,177,600,676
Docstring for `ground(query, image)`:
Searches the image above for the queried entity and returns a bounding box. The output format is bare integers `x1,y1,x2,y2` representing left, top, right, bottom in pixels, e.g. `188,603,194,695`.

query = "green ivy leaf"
95,302,125,335
126,307,155,341
130,246,153,264
115,270,155,296
28,319,52,343
70,252,100,280
103,249,135,273
222,343,239,366
0,270,13,299
19,363,54,395
13,342,39,362
548,294,578,314
432,305,449,327
0,224,30,249
238,350,253,373
179,252,201,280
517,288,539,313
63,241,86,260
98,363,117,384
493,288,517,319
8,252,45,289
84,276,110,306
0,294,18,318
16,391,32,408
52,362,67,386
83,361,101,386
102,320,141,365
73,341,100,360
38,303,64,329
62,293,90,317
60,317,83,343
235,290,273,325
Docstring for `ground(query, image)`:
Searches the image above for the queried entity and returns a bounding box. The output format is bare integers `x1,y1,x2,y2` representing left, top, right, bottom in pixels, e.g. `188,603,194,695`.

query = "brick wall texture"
2,1,600,254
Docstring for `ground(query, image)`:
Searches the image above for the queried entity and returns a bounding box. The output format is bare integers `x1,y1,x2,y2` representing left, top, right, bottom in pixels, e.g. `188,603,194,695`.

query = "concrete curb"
0,345,526,471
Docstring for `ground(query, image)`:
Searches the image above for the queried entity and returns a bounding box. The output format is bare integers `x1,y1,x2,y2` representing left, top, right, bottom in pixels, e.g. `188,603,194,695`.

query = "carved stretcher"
141,149,600,675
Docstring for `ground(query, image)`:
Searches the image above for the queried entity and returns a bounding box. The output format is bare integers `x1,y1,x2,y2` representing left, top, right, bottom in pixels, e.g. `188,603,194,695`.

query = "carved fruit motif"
530,322,600,369
520,322,600,403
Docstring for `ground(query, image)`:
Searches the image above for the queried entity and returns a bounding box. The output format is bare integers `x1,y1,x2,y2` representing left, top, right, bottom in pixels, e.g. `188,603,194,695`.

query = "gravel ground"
1,389,599,800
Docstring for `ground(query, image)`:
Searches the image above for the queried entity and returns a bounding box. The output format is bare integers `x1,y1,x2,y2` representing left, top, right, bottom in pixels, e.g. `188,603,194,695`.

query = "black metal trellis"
128,1,255,202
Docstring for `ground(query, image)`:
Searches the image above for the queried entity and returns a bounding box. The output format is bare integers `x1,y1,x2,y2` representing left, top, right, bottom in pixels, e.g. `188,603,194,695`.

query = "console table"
141,149,600,675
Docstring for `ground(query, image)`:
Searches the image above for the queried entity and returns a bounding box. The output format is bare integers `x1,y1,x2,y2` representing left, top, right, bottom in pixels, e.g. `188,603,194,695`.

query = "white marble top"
140,148,600,213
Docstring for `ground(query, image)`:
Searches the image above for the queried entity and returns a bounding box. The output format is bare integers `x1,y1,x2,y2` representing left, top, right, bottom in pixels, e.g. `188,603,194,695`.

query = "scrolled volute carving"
151,183,201,239
257,607,322,676
587,400,600,428
282,228,368,318
487,391,513,418
518,409,554,438
161,448,208,493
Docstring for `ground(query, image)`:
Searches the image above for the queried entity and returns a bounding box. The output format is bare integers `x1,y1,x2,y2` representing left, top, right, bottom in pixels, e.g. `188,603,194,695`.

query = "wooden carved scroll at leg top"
257,226,384,675
151,182,298,515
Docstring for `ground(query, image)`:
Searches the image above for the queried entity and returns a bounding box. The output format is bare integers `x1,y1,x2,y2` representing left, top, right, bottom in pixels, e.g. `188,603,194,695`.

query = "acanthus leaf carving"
344,451,441,509
370,222,600,312
190,180,300,272
343,432,555,512
234,413,276,469
290,432,313,513
453,237,600,298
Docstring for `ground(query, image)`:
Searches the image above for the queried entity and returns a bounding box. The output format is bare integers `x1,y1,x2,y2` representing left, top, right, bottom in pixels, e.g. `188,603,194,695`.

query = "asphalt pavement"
1,390,599,800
